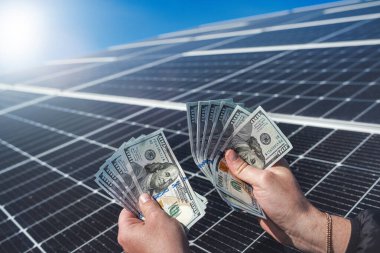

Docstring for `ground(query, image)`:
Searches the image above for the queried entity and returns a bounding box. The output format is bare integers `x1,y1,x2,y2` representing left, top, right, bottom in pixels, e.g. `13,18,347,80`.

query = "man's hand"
118,193,190,253
225,149,351,253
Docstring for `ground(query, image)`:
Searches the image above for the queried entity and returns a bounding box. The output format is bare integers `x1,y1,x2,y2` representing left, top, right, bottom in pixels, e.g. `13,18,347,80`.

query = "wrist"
286,205,326,253
286,206,351,253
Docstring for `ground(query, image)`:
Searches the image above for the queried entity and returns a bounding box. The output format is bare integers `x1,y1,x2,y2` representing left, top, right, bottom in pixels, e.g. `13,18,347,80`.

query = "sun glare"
0,3,44,68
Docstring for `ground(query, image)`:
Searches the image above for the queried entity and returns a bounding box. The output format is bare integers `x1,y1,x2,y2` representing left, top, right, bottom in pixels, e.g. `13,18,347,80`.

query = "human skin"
118,193,190,253
118,150,351,253
224,149,351,253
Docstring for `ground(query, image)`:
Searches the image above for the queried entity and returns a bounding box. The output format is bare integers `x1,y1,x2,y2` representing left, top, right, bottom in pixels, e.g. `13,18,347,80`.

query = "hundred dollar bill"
121,130,205,228
95,166,140,216
223,106,292,169
108,151,142,203
210,105,251,167
196,101,209,165
212,106,292,217
102,161,137,204
204,101,237,173
186,102,199,166
219,191,265,218
200,99,233,175
187,102,211,178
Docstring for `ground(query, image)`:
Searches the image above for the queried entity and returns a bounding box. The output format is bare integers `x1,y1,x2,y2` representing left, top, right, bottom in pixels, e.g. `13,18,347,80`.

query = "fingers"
138,193,166,222
118,209,142,228
225,149,263,186
118,208,142,246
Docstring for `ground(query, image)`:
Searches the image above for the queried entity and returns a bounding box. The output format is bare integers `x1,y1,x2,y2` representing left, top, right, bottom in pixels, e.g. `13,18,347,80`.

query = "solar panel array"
1,1,380,252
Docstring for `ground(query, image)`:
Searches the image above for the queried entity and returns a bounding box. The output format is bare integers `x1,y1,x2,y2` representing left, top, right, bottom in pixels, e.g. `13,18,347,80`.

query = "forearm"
288,206,351,253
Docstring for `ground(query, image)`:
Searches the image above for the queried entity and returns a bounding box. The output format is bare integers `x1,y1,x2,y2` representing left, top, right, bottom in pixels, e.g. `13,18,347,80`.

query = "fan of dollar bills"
186,99,293,218
95,130,207,229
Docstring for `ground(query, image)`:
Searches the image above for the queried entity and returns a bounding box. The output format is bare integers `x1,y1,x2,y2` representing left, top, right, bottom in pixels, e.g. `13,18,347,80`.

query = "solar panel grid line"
184,38,380,56
303,134,372,196
242,52,341,112
188,127,336,252
170,51,291,101
324,0,380,14
85,79,377,104
321,66,380,118
288,153,380,176
0,24,374,120
5,113,117,151
23,63,102,85
1,3,380,252
0,107,152,176
189,242,212,253
274,51,374,115
46,57,118,65
71,223,118,253
70,35,248,92
158,22,249,39
319,86,379,119
242,134,378,252
67,54,182,92
0,172,64,205
0,206,46,253
293,78,376,117
241,231,266,253
38,201,115,246
225,128,336,252
1,114,196,211
48,41,179,67
58,166,203,252
291,0,360,13
345,177,380,216
351,100,380,121
0,95,52,117
159,21,376,105
11,188,94,228
0,138,112,202
191,210,235,243
199,0,350,28
170,12,380,44
36,103,188,136
124,6,380,48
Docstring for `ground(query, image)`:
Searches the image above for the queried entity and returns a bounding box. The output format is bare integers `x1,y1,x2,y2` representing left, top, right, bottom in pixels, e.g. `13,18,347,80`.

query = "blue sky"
0,0,334,72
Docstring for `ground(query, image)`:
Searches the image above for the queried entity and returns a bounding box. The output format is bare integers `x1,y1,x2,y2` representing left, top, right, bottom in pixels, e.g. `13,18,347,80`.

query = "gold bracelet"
325,212,333,253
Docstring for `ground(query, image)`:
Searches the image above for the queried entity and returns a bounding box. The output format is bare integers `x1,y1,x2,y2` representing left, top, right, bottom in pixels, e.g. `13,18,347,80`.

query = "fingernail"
139,193,151,204
226,149,238,161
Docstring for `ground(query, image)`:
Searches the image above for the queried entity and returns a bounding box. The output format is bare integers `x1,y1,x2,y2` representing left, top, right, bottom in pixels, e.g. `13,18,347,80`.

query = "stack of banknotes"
95,130,207,229
186,99,293,218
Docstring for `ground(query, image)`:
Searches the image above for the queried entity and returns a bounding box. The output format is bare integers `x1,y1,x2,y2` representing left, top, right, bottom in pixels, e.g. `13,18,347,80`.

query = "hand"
118,193,190,253
224,149,351,253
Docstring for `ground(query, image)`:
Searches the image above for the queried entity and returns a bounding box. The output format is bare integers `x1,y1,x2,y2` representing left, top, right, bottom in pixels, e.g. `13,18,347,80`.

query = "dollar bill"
199,99,233,174
102,161,137,204
95,165,140,216
121,130,205,228
186,102,199,166
196,101,210,173
108,151,142,203
212,106,292,217
224,106,292,169
204,101,237,174
210,105,251,168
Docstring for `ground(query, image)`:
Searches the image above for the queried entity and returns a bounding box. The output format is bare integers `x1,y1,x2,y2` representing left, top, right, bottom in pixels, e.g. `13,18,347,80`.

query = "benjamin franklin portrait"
229,124,266,169
131,162,180,195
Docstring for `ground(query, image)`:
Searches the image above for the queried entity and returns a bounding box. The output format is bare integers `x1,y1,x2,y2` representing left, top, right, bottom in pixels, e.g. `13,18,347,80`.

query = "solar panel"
1,1,380,252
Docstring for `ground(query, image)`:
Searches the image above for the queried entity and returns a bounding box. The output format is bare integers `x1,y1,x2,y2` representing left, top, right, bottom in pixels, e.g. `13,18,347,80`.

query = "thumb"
139,193,165,221
225,149,263,186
